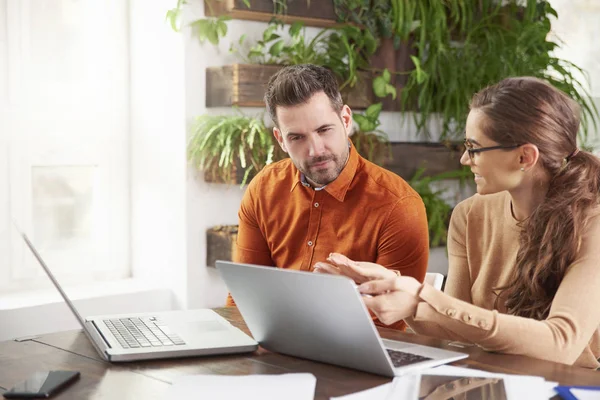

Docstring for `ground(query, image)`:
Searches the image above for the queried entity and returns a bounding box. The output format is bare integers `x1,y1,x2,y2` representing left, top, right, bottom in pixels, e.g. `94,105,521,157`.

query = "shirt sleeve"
226,175,275,307
375,195,429,330
410,213,600,367
377,195,429,281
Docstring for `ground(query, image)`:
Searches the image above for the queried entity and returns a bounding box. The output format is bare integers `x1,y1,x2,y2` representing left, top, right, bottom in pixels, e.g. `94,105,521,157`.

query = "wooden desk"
1,307,599,399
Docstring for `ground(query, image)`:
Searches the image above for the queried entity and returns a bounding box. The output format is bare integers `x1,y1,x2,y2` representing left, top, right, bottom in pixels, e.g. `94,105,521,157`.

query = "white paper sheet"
164,373,317,400
570,388,600,400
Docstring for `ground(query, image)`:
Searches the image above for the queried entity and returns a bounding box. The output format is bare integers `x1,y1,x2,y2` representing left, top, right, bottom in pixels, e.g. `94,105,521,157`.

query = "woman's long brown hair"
470,77,600,320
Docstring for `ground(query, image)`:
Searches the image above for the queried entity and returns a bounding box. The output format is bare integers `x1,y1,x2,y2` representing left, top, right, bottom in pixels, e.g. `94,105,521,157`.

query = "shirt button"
462,314,472,322
446,309,456,317
307,241,313,246
314,202,319,207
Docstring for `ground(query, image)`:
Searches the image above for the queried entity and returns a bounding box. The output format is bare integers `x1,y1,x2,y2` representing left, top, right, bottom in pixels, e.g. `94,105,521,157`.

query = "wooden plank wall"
205,0,338,28
206,64,373,109
383,142,464,179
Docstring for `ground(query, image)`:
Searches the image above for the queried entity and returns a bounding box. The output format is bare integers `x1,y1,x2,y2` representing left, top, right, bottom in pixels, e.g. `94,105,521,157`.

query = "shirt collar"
289,140,359,202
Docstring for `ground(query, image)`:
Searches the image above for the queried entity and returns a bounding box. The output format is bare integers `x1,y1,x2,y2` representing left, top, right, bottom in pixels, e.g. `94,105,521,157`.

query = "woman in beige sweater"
315,77,600,369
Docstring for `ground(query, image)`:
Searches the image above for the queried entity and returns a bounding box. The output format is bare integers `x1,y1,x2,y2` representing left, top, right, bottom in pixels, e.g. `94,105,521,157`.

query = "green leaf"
382,68,391,82
415,69,428,84
386,85,397,100
289,21,303,37
365,103,382,119
217,20,228,37
248,49,264,60
372,76,387,98
165,9,180,32
269,40,285,56
206,28,219,45
242,0,251,8
353,114,370,133
363,29,378,55
263,24,278,42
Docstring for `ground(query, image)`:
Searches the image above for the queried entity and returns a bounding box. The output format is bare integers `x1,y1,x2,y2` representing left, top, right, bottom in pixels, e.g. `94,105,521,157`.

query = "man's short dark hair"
264,64,344,126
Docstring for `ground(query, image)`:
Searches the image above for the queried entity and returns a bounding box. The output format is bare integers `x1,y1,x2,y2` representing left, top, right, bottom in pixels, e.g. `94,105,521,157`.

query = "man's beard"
300,147,349,186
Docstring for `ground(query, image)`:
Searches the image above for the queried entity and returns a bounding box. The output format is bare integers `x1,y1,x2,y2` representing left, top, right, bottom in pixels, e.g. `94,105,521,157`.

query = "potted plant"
330,1,599,142
207,20,378,110
187,111,286,185
399,0,599,141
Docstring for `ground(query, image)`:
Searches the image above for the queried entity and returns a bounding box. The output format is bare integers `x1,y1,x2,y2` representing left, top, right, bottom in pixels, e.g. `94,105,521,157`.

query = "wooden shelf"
204,0,338,28
382,142,464,180
206,63,373,110
203,141,464,185
206,225,238,267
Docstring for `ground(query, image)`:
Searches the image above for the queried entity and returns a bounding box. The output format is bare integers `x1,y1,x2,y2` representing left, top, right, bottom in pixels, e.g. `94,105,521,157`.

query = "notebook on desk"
16,228,258,362
216,261,468,377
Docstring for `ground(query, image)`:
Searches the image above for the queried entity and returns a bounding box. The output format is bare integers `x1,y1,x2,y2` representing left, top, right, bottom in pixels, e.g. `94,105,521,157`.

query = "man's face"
273,91,353,187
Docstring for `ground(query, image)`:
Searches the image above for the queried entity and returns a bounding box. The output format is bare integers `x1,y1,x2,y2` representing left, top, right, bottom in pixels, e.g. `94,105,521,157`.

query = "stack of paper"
330,365,558,400
164,373,317,400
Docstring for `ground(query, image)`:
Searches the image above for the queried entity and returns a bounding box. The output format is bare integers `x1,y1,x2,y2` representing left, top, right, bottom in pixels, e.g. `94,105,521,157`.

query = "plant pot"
203,158,256,185
350,131,390,166
206,64,373,110
204,0,337,28
206,225,238,267
202,144,288,185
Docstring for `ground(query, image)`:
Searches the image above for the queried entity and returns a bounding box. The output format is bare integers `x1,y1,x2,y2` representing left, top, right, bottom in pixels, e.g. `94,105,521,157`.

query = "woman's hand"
313,253,397,284
357,276,422,325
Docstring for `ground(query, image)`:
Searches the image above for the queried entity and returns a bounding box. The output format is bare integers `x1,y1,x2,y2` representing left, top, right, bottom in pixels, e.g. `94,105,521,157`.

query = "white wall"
182,3,293,308
551,0,600,99
129,0,188,308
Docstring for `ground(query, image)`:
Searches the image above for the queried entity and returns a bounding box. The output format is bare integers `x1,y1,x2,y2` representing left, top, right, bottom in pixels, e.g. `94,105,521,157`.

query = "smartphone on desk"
3,371,80,399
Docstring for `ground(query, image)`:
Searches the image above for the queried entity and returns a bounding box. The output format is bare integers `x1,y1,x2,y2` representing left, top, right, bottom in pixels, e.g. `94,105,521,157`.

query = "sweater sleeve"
410,213,600,366
406,198,474,339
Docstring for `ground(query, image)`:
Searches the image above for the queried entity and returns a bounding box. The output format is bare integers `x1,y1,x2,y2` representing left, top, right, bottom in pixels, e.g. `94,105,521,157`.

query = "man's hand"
313,252,397,283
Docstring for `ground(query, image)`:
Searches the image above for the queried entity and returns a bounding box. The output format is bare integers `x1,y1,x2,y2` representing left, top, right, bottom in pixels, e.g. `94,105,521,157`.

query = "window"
0,0,130,292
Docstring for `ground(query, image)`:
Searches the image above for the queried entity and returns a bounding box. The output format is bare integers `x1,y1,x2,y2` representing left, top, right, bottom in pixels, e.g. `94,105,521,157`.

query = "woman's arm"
405,198,474,339
408,214,600,366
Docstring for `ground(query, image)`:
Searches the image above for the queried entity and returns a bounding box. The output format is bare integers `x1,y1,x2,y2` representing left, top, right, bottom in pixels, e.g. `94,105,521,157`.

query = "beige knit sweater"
407,191,600,368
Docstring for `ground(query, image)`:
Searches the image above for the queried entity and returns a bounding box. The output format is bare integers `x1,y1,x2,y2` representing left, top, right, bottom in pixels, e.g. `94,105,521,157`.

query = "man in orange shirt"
226,64,429,330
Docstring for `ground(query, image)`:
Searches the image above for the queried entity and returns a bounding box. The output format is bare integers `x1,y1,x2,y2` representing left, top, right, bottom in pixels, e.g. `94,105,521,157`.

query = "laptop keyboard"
386,349,433,367
103,317,186,349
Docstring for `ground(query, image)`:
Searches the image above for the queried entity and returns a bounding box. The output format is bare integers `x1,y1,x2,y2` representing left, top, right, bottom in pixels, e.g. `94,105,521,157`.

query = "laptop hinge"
84,320,113,361
90,320,113,349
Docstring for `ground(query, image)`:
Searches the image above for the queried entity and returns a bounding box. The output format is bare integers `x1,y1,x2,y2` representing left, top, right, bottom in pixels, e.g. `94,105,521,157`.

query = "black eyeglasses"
463,139,522,162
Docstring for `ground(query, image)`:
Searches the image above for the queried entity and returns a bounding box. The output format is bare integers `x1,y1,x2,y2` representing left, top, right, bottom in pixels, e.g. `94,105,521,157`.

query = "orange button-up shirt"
227,143,429,330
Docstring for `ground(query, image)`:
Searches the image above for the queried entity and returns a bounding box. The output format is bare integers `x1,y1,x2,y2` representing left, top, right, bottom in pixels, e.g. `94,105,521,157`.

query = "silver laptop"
18,230,258,362
216,261,468,377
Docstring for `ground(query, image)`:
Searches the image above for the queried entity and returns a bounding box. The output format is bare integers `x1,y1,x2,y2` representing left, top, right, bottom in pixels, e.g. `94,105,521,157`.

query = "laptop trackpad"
381,338,414,350
185,320,229,333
